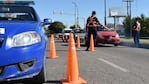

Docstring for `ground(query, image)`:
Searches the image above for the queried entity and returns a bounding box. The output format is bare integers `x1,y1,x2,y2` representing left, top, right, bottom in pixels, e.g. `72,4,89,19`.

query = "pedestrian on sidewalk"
132,17,141,48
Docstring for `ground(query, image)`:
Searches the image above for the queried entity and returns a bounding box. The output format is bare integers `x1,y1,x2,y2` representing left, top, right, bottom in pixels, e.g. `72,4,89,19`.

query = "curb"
120,42,149,49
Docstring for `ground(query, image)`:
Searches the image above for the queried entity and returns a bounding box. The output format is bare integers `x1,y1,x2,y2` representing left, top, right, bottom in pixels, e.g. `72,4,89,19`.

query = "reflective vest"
87,16,97,27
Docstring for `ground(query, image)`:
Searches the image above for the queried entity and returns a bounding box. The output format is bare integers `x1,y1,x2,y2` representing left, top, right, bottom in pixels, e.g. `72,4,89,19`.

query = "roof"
0,0,34,5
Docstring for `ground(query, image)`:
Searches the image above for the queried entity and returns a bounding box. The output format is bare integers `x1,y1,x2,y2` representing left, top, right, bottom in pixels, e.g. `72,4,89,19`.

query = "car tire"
22,66,46,84
33,66,45,84
114,44,118,46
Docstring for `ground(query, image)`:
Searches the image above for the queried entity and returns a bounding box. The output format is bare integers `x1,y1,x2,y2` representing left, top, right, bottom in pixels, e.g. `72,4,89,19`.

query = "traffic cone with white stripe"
89,34,95,52
76,35,81,48
48,34,58,59
62,33,87,84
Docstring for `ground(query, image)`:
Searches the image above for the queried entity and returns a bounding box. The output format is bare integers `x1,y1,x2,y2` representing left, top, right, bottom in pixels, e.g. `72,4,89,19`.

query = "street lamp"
72,2,78,28
53,2,79,28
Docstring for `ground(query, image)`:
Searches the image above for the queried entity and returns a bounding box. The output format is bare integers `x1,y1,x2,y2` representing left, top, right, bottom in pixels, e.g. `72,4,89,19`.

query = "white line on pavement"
98,58,129,73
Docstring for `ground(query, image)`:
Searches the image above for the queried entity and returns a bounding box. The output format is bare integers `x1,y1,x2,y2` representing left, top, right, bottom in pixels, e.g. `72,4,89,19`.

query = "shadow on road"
0,80,62,84
46,80,61,84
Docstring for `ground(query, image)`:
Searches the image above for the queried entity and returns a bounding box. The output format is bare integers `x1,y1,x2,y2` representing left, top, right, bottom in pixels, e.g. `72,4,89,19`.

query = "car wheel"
34,66,46,84
23,66,46,84
114,44,118,46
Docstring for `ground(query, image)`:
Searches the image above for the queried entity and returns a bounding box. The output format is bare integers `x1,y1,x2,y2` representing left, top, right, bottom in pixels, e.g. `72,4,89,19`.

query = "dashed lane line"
98,58,129,73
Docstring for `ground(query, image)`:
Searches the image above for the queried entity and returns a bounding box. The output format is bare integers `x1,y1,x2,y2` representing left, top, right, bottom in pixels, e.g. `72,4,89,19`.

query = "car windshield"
97,26,114,31
0,5,37,21
64,30,72,33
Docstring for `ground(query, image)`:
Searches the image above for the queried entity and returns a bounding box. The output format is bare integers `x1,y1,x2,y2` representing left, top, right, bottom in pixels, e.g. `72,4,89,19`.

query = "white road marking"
98,58,129,72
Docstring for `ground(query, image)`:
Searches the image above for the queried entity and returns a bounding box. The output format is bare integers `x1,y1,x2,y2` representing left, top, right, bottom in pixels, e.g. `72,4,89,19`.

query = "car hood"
75,33,85,37
0,21,39,36
98,31,117,36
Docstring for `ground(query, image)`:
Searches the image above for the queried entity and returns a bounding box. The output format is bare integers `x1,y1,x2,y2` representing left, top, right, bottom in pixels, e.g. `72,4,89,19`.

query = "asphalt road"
3,38,149,84
44,38,149,84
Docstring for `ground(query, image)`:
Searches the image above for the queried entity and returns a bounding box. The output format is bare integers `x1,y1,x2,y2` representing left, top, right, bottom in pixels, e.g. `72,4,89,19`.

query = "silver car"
73,28,86,44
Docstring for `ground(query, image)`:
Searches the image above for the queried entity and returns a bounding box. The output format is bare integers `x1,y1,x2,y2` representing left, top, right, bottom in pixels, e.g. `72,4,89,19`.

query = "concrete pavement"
45,38,149,84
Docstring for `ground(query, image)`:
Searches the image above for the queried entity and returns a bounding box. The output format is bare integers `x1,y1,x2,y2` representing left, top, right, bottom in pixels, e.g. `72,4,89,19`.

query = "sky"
33,0,148,28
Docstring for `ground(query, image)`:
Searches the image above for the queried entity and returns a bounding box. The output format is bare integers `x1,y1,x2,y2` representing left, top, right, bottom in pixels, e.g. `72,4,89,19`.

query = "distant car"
62,28,73,42
85,26,120,46
56,33,63,40
0,1,49,83
73,28,86,43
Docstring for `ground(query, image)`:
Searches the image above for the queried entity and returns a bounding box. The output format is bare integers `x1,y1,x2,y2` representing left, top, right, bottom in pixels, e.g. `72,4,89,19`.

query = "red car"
85,26,120,46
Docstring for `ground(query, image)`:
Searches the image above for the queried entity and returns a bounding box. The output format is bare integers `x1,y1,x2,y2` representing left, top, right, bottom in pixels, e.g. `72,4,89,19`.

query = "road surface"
3,38,149,84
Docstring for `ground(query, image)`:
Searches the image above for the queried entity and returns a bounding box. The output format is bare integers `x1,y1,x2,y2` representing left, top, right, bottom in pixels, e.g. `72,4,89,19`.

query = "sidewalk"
120,38,149,49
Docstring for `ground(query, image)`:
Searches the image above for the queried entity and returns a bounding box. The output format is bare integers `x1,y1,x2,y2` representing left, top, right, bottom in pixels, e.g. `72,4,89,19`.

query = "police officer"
85,11,100,51
85,11,108,51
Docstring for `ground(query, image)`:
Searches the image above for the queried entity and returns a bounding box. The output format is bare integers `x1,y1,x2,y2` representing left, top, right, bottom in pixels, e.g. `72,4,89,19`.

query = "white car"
73,28,86,43
62,28,73,42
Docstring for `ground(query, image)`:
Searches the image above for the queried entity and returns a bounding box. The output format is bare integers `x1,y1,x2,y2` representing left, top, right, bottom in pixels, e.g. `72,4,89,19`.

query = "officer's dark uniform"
86,11,100,51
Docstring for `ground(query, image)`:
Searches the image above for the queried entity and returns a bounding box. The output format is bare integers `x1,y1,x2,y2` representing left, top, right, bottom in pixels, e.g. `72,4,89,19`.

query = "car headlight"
75,34,78,37
116,34,120,38
12,31,41,47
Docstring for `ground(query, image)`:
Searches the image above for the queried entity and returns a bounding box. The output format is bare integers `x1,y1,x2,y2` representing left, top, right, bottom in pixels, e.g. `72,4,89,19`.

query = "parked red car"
85,26,120,46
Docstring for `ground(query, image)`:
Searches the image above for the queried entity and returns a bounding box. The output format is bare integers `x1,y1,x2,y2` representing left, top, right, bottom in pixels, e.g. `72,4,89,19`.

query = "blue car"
0,1,48,83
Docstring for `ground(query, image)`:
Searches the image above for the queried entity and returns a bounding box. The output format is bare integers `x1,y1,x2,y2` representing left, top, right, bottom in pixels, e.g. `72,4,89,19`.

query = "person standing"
85,11,107,51
132,17,141,48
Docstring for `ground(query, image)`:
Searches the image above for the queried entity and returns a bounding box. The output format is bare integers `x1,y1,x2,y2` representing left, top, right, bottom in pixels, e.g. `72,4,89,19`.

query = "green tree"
44,27,50,37
140,14,149,37
132,14,149,37
123,16,131,37
48,21,66,34
123,14,149,37
70,24,81,29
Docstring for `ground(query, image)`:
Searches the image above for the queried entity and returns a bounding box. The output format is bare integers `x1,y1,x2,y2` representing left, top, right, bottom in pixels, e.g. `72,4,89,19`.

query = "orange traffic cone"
89,34,95,52
48,34,58,59
76,35,81,48
62,35,65,42
62,33,87,84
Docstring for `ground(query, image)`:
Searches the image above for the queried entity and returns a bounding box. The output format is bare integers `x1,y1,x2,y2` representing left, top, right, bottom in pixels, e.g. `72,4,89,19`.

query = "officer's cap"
92,11,96,15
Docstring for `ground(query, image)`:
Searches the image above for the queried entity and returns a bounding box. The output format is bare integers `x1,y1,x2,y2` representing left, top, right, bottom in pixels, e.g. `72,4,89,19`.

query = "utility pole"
122,0,133,16
72,2,79,28
53,10,85,28
53,10,74,16
53,10,75,27
104,0,107,25
53,1,79,28
79,17,86,28
122,0,134,37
